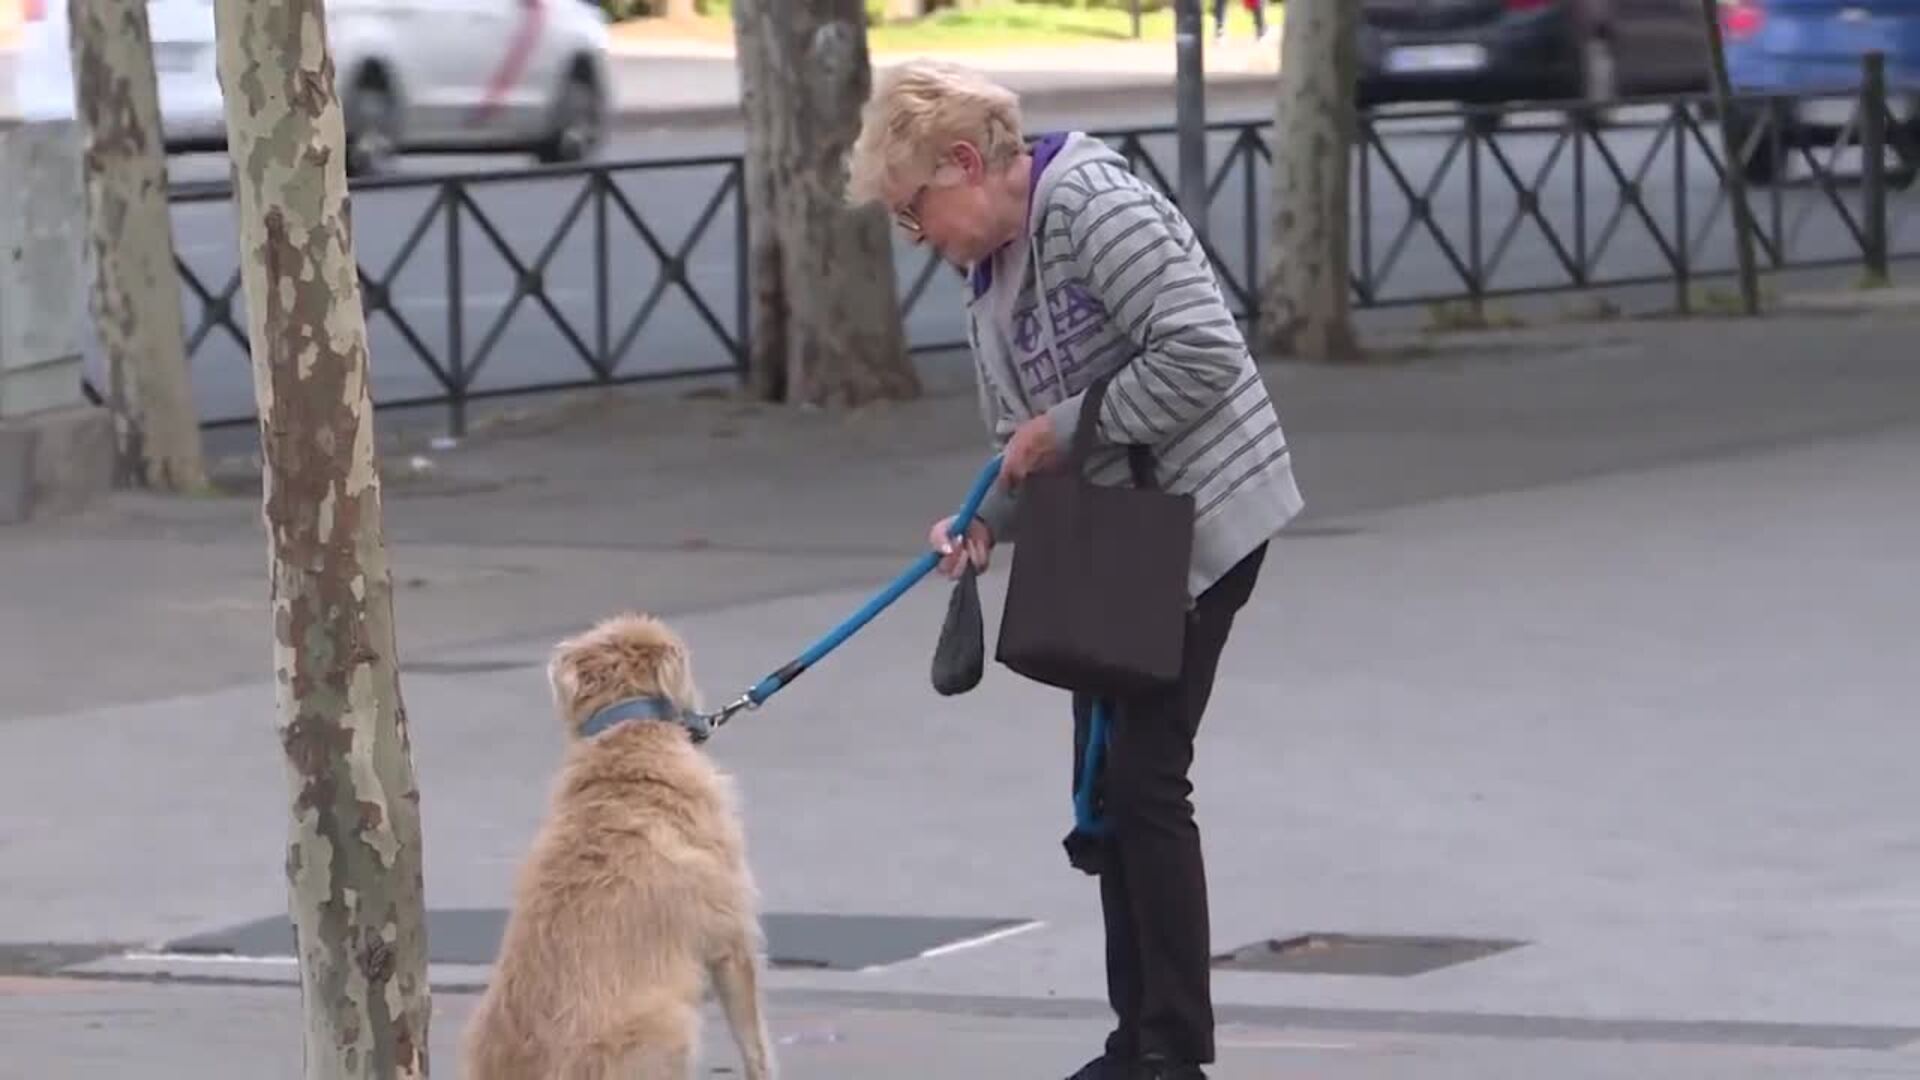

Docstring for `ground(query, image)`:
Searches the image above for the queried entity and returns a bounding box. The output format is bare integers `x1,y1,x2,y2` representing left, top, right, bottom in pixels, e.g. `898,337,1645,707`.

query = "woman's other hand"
930,516,994,579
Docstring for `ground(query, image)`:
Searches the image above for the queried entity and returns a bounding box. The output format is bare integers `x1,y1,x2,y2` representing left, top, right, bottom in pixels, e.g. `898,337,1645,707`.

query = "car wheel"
537,70,605,165
345,78,400,178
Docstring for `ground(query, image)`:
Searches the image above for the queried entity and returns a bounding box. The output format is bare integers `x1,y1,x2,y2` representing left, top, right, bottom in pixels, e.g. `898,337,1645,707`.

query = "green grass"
1689,282,1776,315
1423,299,1525,334
1855,267,1892,291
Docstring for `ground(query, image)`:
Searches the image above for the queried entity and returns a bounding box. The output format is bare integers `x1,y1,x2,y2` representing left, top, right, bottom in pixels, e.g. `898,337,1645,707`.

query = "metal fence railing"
1085,62,1918,324
166,153,750,433
164,55,1917,434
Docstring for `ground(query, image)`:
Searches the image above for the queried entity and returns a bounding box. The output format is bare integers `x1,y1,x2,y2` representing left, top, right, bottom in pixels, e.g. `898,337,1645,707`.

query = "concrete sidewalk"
10,306,1919,718
5,308,1920,1076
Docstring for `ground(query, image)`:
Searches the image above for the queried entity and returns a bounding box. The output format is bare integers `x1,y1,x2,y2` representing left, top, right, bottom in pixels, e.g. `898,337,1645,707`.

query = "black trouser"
1069,543,1267,1066
1212,0,1268,35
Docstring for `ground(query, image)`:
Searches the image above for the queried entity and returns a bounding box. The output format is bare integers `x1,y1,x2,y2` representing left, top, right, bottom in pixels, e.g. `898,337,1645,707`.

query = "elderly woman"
847,62,1303,1080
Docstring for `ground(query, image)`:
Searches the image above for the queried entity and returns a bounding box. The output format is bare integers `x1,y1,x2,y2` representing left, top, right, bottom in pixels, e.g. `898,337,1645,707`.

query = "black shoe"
1064,1052,1130,1080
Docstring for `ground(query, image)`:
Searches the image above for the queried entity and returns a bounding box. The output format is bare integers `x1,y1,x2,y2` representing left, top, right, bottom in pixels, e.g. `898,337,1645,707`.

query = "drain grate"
166,908,1036,973
1211,932,1525,977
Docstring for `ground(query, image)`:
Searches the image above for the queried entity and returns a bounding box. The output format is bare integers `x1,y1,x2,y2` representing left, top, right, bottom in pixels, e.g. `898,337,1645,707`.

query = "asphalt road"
157,98,1916,427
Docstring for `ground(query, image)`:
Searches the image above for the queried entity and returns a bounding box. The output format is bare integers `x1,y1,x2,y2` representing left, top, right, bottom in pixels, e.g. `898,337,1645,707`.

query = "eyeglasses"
891,161,962,238
893,186,930,236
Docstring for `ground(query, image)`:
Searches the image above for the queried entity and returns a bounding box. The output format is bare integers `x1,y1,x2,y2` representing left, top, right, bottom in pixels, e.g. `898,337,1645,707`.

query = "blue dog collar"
579,695,712,744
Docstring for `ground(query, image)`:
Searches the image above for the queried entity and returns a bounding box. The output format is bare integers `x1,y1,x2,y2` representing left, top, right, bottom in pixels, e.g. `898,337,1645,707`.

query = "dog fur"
462,612,776,1080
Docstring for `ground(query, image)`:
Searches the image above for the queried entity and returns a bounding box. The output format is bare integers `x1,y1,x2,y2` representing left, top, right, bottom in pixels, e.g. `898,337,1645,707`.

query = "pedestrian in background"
845,60,1303,1080
1217,0,1276,42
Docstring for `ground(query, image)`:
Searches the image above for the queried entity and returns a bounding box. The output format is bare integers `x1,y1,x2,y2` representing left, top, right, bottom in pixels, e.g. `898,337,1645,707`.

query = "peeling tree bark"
734,0,920,406
1259,0,1362,363
211,0,432,1076
66,0,208,491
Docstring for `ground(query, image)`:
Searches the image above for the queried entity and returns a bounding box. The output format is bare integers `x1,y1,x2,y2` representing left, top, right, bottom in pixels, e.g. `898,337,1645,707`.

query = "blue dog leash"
691,454,1006,732
685,450,1110,837
1074,701,1111,837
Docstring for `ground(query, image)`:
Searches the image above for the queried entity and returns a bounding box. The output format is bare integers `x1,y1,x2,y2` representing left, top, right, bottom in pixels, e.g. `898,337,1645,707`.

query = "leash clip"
707,693,759,731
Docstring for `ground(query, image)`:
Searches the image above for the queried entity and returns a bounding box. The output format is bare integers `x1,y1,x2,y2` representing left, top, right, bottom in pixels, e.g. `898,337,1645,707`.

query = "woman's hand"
1002,412,1059,485
930,516,994,579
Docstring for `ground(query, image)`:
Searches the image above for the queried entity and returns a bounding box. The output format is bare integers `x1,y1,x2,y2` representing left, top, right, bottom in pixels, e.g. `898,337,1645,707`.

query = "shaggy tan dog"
462,612,776,1080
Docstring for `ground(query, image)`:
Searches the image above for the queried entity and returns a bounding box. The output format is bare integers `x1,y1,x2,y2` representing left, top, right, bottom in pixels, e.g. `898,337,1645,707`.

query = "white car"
15,0,614,174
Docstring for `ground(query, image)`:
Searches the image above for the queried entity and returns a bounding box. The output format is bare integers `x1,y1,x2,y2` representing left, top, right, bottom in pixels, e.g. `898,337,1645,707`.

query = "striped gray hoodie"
967,131,1304,599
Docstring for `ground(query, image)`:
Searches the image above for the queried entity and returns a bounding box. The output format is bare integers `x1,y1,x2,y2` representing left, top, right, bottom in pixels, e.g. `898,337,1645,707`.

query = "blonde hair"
846,60,1026,206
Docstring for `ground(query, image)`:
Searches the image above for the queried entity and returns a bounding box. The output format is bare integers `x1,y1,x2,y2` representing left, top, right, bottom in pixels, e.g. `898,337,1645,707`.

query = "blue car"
1720,0,1920,182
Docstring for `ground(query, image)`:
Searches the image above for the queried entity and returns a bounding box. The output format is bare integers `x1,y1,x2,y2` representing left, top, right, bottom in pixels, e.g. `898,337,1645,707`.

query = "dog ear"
547,641,583,713
653,640,702,712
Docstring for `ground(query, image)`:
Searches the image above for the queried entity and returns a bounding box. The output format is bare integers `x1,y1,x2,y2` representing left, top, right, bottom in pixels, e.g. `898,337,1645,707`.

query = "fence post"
446,181,467,439
735,159,751,378
1467,120,1484,317
594,171,611,376
1698,0,1761,314
1242,129,1258,307
1356,114,1374,302
1674,104,1691,314
1861,51,1889,284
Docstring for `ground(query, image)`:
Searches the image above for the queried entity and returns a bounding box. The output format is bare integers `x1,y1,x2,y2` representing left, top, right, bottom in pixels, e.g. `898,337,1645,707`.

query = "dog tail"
556,995,702,1080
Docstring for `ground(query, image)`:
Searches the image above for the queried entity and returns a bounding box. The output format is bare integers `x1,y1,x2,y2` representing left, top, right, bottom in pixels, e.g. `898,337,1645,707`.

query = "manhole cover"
167,908,1036,973
1211,932,1525,977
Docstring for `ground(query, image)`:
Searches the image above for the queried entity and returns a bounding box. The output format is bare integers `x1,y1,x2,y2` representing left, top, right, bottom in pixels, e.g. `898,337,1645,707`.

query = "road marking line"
915,919,1046,961
120,951,297,966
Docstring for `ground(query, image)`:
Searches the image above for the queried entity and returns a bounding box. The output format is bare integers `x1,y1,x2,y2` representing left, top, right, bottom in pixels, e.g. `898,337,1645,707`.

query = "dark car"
1359,0,1711,114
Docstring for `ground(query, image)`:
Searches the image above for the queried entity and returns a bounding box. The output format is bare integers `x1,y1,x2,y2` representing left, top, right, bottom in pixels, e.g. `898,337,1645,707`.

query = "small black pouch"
930,563,986,696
